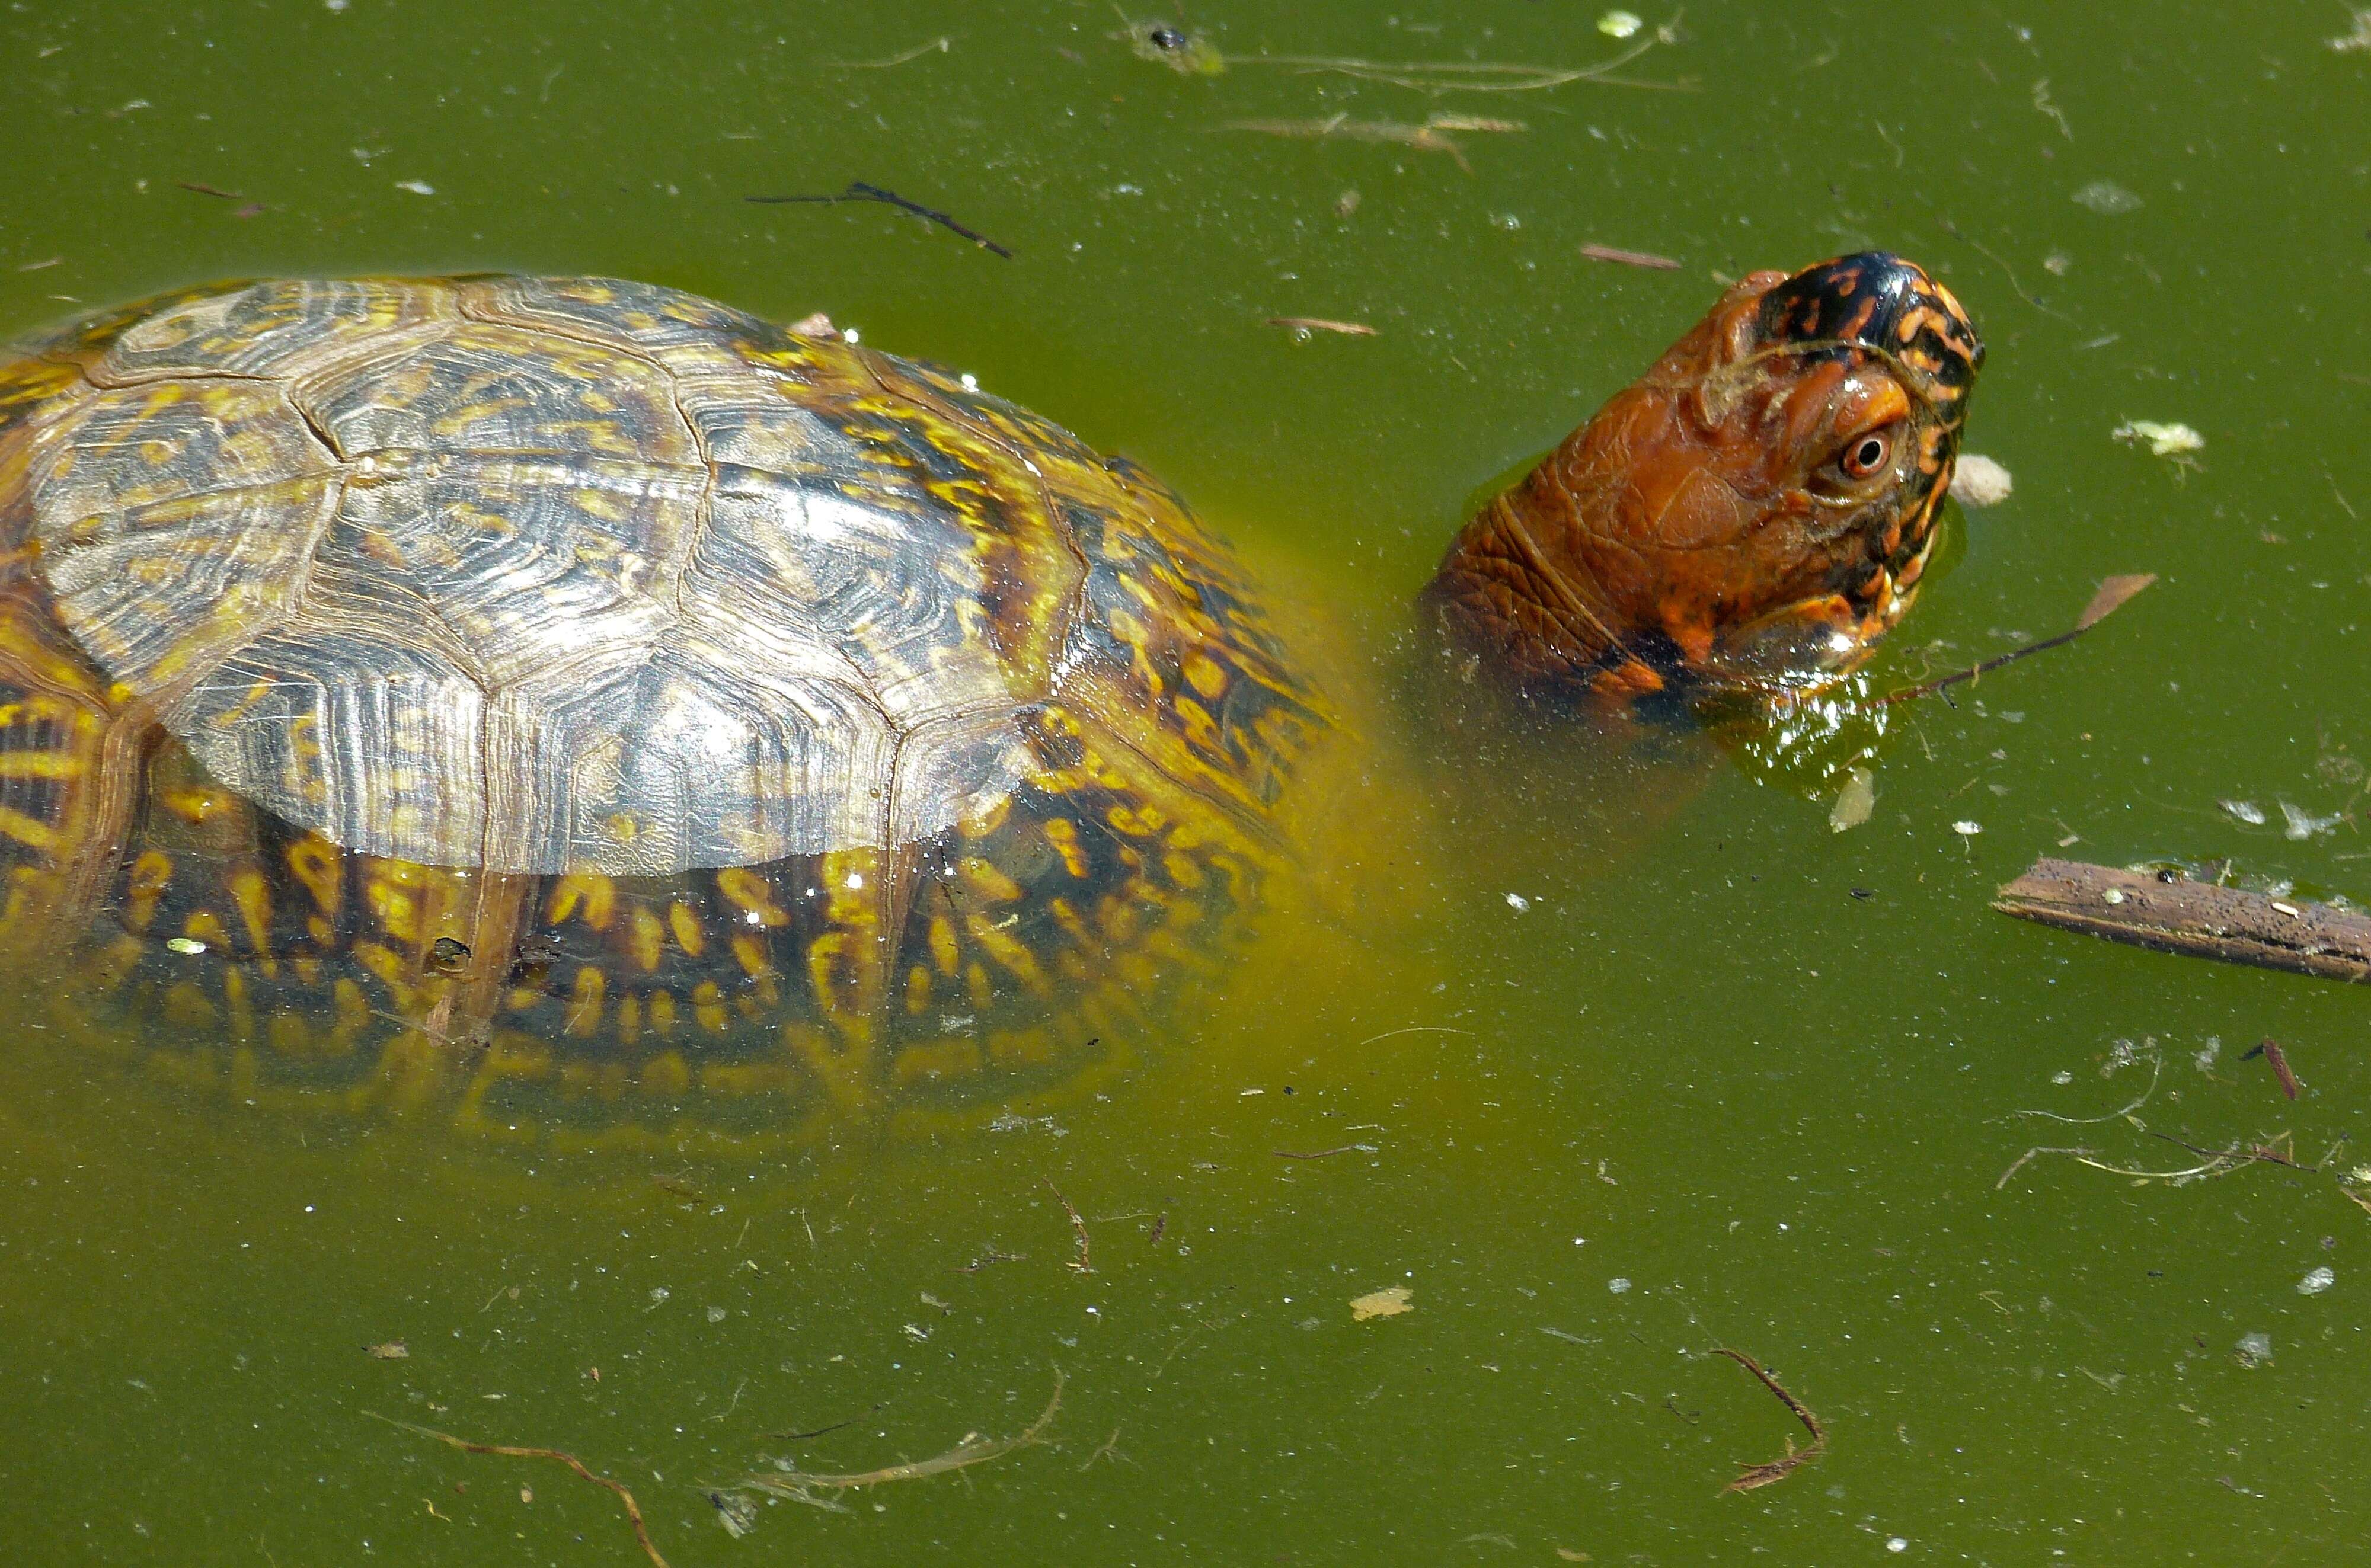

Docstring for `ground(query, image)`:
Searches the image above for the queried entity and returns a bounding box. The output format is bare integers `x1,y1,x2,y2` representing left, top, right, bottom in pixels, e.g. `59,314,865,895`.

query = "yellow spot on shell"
691,980,727,1033
0,751,84,780
1184,653,1229,700
668,901,705,958
564,967,607,1037
957,857,1023,902
125,849,174,932
641,1051,691,1097
715,866,787,927
1041,818,1089,878
629,905,665,972
0,804,60,851
928,913,960,976
228,869,274,964
649,988,680,1035
286,837,342,915
730,933,772,977
548,874,616,930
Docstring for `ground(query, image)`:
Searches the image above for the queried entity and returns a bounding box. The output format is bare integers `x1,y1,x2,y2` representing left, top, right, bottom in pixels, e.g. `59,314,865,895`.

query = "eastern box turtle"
0,255,1979,1148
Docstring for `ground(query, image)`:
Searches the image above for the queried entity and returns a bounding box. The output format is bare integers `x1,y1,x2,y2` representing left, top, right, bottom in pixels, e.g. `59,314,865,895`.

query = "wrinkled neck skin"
1424,274,1940,717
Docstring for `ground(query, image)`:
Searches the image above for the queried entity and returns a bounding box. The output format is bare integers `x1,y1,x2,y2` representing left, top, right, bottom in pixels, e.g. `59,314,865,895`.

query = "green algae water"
5,1,2369,1561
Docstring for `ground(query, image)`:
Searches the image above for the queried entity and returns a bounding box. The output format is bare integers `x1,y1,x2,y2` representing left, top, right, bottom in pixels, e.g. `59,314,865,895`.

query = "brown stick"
368,1414,670,1567
1993,858,2371,984
1709,1349,1826,1493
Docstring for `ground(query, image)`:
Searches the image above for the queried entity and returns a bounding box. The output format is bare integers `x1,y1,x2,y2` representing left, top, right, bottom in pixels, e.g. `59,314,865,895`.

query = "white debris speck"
325,0,349,10
1829,767,1876,833
165,936,207,955
2072,180,2143,215
1505,892,1530,911
395,179,435,196
1597,9,1643,38
2194,1036,2222,1071
2113,420,2203,458
1887,1540,1910,1556
2279,801,2344,840
2299,1267,2336,1295
2330,9,2371,50
1951,820,1982,837
2235,1331,2273,1366
707,1305,728,1323
2103,888,2125,905
960,373,979,392
647,1287,670,1305
842,327,860,344
1950,452,2014,507
2051,1070,2075,1084
1607,1277,1631,1294
843,870,865,889
2219,798,2266,826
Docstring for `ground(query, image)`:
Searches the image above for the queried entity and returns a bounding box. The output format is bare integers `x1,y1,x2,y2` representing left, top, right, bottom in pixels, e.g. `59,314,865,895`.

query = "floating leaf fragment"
2072,180,2143,214
2073,572,2156,631
2300,1266,2335,1295
2220,798,2267,826
2112,420,2202,458
1350,1286,1413,1320
1950,452,2014,507
2279,800,2343,840
366,1341,410,1359
1264,315,1379,337
1578,241,1680,269
1828,767,1875,833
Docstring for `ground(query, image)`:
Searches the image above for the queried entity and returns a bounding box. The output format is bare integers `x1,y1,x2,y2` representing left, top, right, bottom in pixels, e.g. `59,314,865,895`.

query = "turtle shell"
0,277,1328,1147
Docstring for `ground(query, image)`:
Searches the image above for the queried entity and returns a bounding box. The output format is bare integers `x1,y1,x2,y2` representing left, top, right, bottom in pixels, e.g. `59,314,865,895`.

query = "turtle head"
1429,252,1983,705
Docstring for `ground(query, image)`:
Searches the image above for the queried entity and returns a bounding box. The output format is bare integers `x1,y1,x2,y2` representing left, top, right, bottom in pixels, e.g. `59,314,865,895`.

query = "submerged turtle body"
0,255,1983,1150
0,276,1327,1145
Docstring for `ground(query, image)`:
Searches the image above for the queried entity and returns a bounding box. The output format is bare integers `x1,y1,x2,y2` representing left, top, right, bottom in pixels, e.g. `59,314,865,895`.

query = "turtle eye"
1839,427,1896,480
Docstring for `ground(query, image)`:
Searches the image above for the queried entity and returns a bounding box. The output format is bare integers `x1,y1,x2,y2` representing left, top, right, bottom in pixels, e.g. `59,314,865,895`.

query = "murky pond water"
5,2,2369,1561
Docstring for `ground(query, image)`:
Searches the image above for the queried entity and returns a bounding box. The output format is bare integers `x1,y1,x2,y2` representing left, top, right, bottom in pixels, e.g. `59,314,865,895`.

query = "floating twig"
2242,1038,2303,1100
728,1370,1063,1511
1220,113,1523,174
744,181,1011,259
829,36,951,69
953,1244,1026,1274
2009,1048,2162,1127
368,1413,670,1568
1046,1179,1093,1273
1271,1143,1380,1159
1264,316,1378,337
1578,242,1680,270
1877,574,2154,707
1994,857,2371,985
1116,10,1692,91
1710,1348,1826,1494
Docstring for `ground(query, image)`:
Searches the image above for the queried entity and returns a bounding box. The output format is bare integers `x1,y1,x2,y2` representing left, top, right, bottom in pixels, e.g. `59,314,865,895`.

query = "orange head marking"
1429,252,1983,705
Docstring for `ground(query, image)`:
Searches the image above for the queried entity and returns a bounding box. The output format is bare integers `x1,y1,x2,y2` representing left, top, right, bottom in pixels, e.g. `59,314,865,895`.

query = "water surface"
5,2,2368,1562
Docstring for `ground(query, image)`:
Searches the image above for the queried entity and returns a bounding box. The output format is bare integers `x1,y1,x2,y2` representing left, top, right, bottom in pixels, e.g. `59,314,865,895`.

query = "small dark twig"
1709,1348,1826,1494
369,1413,670,1567
1046,1179,1092,1274
1878,575,2153,707
2242,1038,2303,1100
744,181,1012,258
